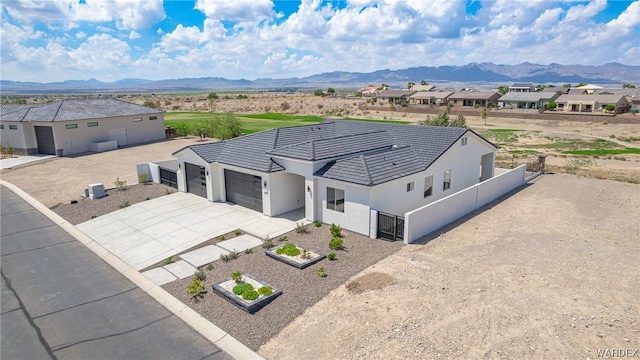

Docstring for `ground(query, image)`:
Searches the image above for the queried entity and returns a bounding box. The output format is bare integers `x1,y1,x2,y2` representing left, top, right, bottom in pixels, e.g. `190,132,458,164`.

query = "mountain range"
2,62,638,94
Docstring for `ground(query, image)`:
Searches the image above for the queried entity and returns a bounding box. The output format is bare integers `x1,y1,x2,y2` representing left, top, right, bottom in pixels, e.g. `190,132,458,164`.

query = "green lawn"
562,148,640,156
165,112,411,135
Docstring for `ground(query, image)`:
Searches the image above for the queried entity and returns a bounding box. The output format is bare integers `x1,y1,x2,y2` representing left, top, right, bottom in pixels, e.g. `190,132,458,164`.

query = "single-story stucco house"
0,99,164,156
497,92,561,109
449,91,502,107
553,94,632,114
374,90,417,104
409,91,454,106
169,120,498,238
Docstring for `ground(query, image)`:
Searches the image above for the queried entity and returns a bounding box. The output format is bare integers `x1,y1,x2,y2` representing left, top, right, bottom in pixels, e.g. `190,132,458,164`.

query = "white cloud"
564,0,607,22
194,0,276,21
129,30,141,40
75,31,87,39
2,0,165,30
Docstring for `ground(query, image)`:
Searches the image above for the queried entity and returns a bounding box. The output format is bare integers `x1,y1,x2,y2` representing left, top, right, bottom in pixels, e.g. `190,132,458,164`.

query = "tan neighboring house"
410,84,436,92
0,99,164,156
575,84,604,95
357,85,379,97
497,92,561,109
449,92,501,107
409,91,453,106
553,94,632,114
375,90,416,104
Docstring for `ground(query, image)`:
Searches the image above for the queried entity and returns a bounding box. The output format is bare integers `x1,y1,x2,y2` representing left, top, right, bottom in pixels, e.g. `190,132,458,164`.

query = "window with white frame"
87,122,98,127
65,124,77,129
424,176,433,198
327,187,345,213
443,170,451,190
406,182,414,192
9,125,18,130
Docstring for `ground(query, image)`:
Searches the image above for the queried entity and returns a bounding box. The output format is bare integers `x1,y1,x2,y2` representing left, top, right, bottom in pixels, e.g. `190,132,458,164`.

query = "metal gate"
224,169,263,212
34,126,56,155
377,212,404,241
159,167,178,189
185,163,207,198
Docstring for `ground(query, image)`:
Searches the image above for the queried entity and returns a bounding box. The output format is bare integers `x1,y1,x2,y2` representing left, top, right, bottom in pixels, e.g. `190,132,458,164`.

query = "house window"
0,124,4,129
149,116,158,120
87,122,98,127
461,137,468,146
424,176,433,198
133,117,142,122
406,182,414,192
327,187,345,213
443,170,451,191
9,125,18,130
65,124,78,129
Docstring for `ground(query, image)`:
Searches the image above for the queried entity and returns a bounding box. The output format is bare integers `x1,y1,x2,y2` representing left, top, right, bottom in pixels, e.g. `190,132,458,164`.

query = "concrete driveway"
76,192,306,271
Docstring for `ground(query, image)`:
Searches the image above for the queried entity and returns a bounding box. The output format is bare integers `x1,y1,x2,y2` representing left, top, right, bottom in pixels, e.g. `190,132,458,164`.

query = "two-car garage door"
224,169,263,212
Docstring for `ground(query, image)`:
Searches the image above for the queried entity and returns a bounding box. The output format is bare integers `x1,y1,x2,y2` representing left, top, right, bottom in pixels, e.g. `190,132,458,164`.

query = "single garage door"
34,126,56,155
185,163,207,198
224,169,263,212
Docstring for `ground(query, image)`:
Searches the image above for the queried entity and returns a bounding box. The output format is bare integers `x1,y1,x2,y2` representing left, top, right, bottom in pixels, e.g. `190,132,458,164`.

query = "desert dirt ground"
259,174,640,359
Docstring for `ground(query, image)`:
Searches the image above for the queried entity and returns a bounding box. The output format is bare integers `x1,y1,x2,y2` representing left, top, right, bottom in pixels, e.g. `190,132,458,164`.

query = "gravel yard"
161,224,403,351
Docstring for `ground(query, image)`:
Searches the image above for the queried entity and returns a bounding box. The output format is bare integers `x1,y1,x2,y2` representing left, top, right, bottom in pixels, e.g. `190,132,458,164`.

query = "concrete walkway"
76,192,306,271
0,154,55,169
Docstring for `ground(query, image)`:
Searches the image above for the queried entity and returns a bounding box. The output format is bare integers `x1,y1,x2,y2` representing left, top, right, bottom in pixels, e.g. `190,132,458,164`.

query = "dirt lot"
258,174,639,359
0,137,202,207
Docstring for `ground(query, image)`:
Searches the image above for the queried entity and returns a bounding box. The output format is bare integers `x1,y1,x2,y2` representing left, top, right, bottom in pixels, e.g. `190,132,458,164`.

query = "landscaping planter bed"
212,273,282,314
265,243,325,269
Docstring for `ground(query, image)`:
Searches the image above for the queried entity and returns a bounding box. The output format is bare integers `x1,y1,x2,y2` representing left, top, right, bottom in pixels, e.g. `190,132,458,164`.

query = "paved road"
0,186,232,360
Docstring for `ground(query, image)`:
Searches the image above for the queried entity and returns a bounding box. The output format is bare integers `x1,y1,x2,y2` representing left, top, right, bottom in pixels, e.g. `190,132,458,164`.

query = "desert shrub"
233,283,253,295
314,89,324,96
194,270,206,281
605,104,615,112
546,101,557,110
317,266,327,278
234,229,242,236
219,235,226,241
329,223,342,237
119,201,130,209
242,290,259,301
278,236,288,242
258,286,273,296
329,237,344,250
281,101,291,111
165,256,175,265
262,236,274,249
187,279,206,301
172,105,181,110
301,249,311,259
314,221,322,227
244,248,253,254
139,173,149,184
220,251,239,262
295,222,309,234
206,264,214,271
327,253,336,261
114,177,127,190
231,271,243,282
276,243,301,257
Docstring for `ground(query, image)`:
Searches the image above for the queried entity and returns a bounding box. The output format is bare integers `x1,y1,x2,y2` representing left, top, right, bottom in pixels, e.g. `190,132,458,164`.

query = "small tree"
497,85,508,95
480,107,489,126
207,92,218,100
5,143,14,158
546,102,557,110
563,83,571,88
623,83,637,89
327,87,335,94
576,82,587,88
420,80,428,85
114,178,127,190
604,104,615,112
314,89,324,96
407,81,415,90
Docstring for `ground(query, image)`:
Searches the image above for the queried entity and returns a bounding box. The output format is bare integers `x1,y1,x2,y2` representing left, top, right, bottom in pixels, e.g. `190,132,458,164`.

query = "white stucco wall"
0,123,31,152
314,178,371,236
268,171,305,216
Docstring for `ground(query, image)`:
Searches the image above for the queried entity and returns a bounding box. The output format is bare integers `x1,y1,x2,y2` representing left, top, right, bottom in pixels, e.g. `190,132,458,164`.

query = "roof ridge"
360,154,374,186
51,100,64,122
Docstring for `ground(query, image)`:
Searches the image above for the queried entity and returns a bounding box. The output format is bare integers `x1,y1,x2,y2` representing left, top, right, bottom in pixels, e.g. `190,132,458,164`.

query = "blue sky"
1,0,638,82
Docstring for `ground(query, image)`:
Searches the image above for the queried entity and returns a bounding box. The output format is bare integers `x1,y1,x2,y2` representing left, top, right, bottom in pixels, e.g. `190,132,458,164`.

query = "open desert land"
2,93,639,359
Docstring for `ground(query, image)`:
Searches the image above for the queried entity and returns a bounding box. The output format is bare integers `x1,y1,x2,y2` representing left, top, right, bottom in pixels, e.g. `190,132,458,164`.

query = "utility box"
88,183,106,199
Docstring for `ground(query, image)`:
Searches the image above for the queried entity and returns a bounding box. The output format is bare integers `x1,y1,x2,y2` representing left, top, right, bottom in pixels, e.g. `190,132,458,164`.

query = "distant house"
410,84,436,92
409,91,453,106
357,85,378,97
0,99,164,156
509,83,536,93
375,90,416,104
575,84,604,95
168,120,498,238
497,92,560,110
449,92,501,107
553,94,632,114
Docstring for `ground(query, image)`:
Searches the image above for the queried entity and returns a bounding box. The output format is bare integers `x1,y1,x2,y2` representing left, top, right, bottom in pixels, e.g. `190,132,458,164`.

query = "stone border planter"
212,273,282,314
265,244,325,269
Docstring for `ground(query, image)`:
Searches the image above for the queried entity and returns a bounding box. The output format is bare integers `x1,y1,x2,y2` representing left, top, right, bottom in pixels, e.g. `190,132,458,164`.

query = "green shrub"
231,271,243,282
314,221,322,227
194,270,206,281
187,279,206,301
605,104,615,112
276,243,301,257
278,235,288,242
234,229,242,236
242,290,259,301
219,235,226,241
317,266,327,278
327,253,336,261
114,177,127,190
206,264,214,271
295,222,309,234
244,248,253,254
262,236,274,249
329,237,344,250
258,286,273,296
546,101,557,110
165,256,175,265
232,283,253,295
220,251,239,262
329,223,342,237
139,173,149,184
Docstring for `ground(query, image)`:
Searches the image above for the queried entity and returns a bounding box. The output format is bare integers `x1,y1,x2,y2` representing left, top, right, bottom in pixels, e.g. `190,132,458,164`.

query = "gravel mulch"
161,224,403,351
52,183,173,225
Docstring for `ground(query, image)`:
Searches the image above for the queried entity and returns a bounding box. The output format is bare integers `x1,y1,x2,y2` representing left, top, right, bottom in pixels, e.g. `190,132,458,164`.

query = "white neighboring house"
171,120,498,238
0,99,165,156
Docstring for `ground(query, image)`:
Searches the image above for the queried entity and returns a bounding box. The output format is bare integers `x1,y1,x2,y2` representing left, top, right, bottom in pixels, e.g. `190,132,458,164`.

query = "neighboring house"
409,91,453,106
509,83,535,93
449,92,502,107
575,84,604,94
410,84,436,92
357,85,378,97
0,99,164,156
171,120,498,238
375,90,416,104
497,92,561,109
553,94,632,113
